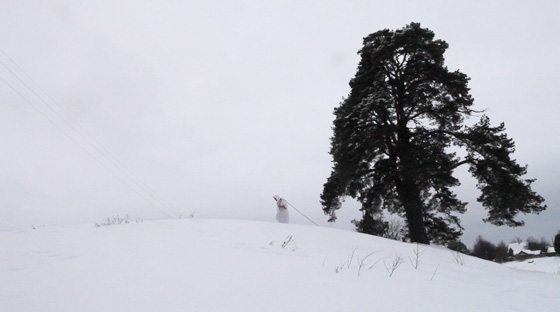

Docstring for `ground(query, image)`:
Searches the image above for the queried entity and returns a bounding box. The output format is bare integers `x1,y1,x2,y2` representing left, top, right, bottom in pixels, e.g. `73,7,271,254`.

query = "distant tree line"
456,232,560,262
470,236,510,262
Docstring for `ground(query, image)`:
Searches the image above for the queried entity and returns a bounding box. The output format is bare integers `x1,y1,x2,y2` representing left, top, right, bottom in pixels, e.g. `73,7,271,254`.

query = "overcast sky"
1,1,559,247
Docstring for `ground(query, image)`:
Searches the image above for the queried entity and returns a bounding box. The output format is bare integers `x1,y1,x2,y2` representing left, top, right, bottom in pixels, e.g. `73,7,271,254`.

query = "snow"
503,257,560,274
508,242,528,255
1,219,559,311
507,241,541,255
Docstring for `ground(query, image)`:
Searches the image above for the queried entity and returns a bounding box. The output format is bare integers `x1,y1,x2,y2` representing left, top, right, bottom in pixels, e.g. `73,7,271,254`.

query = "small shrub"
95,215,131,227
384,216,406,241
352,212,387,236
383,255,404,277
452,251,465,265
409,243,424,269
357,251,381,276
447,240,469,254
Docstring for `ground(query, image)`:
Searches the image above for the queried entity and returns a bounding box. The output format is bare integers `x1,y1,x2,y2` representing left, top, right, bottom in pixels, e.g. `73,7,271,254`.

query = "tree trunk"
396,180,430,244
394,123,430,244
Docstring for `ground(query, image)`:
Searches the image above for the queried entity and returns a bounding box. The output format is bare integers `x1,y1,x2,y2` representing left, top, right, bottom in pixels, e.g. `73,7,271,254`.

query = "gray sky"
1,1,559,247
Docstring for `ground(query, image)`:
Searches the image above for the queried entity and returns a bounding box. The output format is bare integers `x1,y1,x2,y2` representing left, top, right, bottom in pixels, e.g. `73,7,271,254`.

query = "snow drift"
1,219,559,311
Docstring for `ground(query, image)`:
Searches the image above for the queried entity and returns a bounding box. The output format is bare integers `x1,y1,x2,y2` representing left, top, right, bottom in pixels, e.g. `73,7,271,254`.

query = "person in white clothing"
273,195,289,224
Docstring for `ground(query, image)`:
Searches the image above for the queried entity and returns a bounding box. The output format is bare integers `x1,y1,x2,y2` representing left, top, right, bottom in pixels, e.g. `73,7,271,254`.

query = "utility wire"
0,49,185,218
0,74,177,219
0,48,184,219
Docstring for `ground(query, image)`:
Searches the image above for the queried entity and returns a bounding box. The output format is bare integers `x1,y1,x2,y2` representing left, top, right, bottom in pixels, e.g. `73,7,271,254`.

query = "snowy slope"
1,219,559,312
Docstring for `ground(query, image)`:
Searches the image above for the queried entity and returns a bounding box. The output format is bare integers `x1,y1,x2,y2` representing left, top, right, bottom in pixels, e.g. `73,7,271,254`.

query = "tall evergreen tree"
553,233,560,254
321,23,546,244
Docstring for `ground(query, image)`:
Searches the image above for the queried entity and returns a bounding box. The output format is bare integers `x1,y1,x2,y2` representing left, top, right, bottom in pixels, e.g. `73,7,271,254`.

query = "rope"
284,200,319,226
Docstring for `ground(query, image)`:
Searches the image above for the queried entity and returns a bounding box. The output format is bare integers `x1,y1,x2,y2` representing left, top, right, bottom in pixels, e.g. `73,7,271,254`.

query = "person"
273,195,289,224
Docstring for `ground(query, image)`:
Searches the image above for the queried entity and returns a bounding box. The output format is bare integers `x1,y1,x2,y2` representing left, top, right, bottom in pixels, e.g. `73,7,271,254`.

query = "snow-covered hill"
1,219,559,311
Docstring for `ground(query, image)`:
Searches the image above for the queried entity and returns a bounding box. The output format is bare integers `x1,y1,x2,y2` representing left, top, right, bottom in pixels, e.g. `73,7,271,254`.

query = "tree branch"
416,158,475,187
448,159,475,171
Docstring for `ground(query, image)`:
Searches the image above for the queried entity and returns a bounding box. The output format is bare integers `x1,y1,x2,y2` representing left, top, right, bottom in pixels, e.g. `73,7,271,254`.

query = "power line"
0,48,184,219
0,74,178,219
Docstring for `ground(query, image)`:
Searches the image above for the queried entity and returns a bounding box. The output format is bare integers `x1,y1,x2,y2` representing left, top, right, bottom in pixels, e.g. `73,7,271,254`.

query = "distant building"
507,242,542,260
516,250,541,257
508,242,529,256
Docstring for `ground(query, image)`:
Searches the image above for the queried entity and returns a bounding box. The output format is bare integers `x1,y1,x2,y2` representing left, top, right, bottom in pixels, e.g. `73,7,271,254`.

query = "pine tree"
321,23,546,244
554,233,560,254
